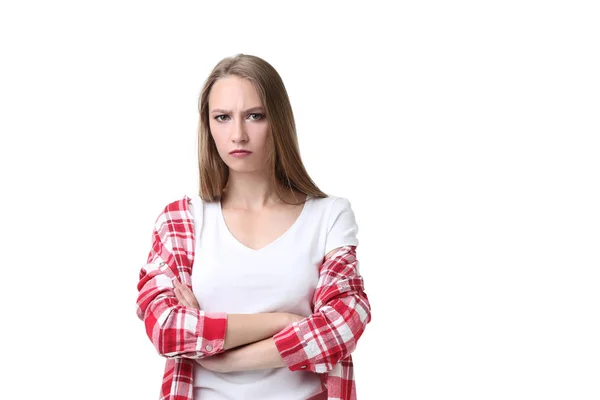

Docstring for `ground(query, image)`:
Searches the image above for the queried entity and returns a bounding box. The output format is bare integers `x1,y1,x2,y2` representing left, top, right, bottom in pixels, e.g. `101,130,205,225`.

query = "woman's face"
208,75,270,172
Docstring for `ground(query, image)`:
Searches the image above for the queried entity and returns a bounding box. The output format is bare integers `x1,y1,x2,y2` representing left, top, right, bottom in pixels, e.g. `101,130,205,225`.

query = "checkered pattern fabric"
136,195,371,399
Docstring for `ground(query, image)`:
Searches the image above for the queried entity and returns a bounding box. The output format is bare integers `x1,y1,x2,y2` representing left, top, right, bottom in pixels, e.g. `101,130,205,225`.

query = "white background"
1,1,598,399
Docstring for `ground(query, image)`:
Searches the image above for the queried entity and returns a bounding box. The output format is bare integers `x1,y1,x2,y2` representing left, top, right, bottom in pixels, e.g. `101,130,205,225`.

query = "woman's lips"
230,151,252,157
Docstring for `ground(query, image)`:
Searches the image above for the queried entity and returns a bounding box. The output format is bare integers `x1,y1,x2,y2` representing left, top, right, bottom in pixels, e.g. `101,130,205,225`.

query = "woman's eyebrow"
210,106,265,114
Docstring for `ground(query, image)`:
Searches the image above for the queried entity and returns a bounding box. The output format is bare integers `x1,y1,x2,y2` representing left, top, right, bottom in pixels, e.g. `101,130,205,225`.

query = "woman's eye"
214,113,264,122
248,113,264,121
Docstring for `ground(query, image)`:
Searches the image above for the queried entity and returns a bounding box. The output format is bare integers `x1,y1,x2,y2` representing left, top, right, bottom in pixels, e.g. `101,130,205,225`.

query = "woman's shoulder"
311,193,353,209
159,193,193,213
152,194,195,224
308,195,357,226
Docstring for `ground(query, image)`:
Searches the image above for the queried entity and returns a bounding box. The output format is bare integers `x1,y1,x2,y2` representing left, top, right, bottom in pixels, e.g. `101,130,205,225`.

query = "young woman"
136,54,371,400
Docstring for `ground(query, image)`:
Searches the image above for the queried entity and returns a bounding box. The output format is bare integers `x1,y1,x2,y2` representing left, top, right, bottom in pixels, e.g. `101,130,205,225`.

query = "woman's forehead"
209,76,262,110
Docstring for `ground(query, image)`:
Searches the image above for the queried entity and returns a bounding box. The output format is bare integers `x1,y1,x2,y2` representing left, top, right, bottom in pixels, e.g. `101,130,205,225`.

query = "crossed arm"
136,255,303,370
137,239,369,373
171,246,368,373
172,278,302,372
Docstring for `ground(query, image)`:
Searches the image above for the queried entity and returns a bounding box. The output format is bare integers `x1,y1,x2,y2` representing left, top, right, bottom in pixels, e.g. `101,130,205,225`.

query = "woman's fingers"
173,284,188,307
173,280,188,306
180,284,200,309
173,279,199,309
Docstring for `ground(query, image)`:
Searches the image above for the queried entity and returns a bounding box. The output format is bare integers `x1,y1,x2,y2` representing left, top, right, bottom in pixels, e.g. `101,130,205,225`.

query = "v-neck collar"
217,195,311,253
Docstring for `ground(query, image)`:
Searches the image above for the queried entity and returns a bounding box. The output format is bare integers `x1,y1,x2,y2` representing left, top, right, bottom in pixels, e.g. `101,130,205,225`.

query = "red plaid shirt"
136,194,372,399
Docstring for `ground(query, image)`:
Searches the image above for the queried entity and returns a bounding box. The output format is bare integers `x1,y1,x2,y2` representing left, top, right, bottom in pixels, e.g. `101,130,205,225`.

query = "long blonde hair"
196,53,327,204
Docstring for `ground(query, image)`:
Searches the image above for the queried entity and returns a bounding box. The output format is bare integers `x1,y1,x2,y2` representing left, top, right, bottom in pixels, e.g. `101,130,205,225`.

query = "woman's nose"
231,117,248,142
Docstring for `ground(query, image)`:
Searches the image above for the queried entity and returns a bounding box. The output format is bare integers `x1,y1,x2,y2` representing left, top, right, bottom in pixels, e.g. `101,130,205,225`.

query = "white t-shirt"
188,194,359,400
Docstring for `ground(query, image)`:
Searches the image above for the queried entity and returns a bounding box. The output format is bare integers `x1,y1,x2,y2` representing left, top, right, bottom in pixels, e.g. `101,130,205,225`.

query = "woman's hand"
173,279,200,309
172,279,235,371
287,313,305,324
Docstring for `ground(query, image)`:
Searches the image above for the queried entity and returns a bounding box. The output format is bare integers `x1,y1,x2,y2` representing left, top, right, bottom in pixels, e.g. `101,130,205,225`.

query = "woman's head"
197,53,325,203
207,75,271,177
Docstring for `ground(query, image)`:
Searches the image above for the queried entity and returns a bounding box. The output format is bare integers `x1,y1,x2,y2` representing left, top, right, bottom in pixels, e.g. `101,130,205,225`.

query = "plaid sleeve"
135,208,228,360
273,245,371,373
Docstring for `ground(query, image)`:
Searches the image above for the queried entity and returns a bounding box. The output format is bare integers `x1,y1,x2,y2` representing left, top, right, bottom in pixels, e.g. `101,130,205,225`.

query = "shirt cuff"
196,312,228,356
273,323,312,371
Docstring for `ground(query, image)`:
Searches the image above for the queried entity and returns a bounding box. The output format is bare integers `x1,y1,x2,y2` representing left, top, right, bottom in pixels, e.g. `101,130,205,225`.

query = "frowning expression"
208,75,270,172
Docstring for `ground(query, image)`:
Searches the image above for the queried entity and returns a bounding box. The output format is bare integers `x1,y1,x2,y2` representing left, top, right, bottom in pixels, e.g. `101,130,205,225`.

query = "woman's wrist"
223,312,303,350
229,337,286,371
282,312,303,329
287,312,305,325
